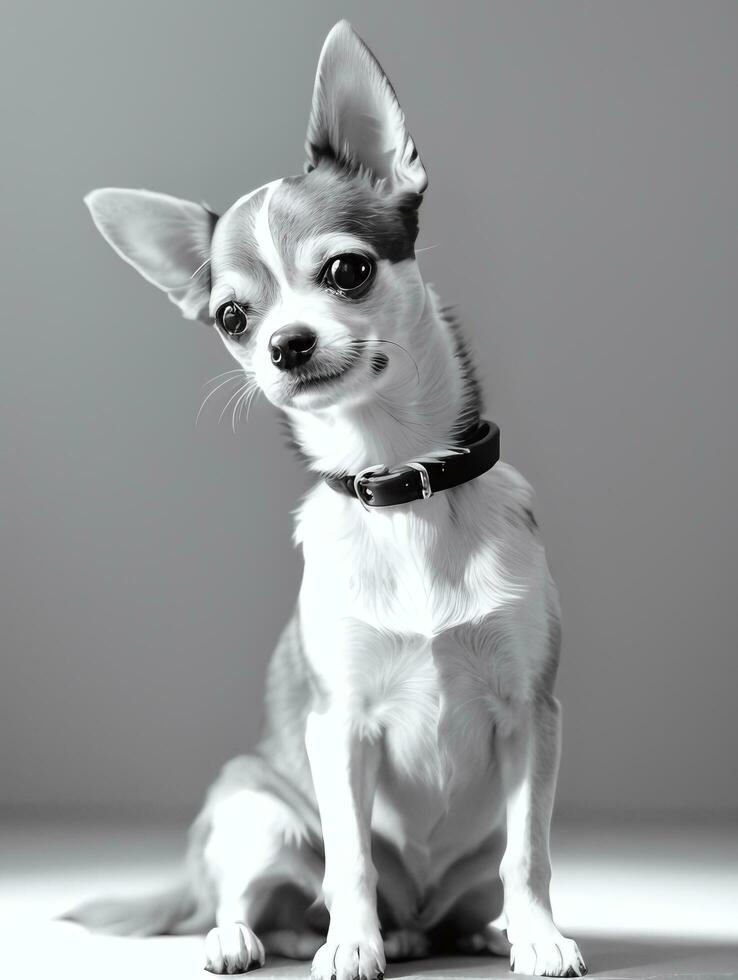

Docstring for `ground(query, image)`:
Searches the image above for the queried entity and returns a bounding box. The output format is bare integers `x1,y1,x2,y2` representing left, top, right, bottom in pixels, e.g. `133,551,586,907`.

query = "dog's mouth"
290,360,356,393
287,349,389,397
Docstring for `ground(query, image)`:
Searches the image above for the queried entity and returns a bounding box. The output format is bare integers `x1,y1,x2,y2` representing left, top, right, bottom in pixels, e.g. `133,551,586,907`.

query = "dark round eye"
216,302,248,336
323,253,374,297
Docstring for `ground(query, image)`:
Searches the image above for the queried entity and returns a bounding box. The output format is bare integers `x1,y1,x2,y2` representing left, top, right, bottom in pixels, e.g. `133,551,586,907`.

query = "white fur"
77,19,586,979
251,180,288,291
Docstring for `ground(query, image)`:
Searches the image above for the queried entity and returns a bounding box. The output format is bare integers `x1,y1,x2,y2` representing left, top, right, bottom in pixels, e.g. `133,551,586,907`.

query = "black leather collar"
324,420,500,509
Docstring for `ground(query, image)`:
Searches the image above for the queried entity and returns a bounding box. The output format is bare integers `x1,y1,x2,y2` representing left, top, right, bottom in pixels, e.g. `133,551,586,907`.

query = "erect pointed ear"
305,21,427,195
84,188,218,323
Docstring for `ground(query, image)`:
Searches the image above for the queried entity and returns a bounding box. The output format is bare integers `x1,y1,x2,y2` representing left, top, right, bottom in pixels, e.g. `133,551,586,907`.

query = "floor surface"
1,816,736,980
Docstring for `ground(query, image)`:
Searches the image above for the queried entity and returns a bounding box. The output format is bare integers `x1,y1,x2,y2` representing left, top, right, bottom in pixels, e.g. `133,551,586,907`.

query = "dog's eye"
216,302,249,337
322,253,374,297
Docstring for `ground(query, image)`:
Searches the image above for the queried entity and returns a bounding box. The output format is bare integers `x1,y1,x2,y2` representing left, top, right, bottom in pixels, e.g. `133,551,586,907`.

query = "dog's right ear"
305,21,427,195
84,188,218,323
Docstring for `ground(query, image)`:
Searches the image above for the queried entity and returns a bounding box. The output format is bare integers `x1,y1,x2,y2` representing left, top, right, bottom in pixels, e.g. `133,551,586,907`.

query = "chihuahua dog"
72,21,586,979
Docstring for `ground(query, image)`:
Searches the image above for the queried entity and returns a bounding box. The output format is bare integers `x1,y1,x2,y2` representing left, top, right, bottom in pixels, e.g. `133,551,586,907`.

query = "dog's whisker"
415,244,440,254
231,389,243,433
189,257,211,280
236,388,250,427
233,381,259,431
232,387,247,434
202,369,244,389
244,386,261,423
354,339,421,385
238,383,254,422
220,382,250,426
196,375,244,426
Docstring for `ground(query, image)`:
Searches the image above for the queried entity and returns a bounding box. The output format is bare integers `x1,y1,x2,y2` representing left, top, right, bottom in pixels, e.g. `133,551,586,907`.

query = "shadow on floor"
407,936,737,979
257,935,738,979
572,933,738,977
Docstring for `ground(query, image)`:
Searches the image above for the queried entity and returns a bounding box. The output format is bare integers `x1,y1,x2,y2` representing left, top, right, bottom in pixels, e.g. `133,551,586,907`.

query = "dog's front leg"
306,705,385,980
497,695,587,977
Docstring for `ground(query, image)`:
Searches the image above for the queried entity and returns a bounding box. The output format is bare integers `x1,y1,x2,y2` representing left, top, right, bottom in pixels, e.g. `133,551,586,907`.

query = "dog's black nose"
269,325,317,371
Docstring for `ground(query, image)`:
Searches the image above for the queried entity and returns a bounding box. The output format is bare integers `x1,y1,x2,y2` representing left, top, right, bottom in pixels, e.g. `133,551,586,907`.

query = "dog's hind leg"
199,756,323,974
383,930,430,960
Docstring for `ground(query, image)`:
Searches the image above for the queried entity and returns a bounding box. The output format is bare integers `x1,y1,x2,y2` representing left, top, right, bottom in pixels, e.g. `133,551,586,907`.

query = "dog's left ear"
306,20,427,195
84,188,218,323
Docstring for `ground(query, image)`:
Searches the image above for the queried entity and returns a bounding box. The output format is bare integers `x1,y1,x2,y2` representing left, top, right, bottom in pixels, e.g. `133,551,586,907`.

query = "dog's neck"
284,287,479,477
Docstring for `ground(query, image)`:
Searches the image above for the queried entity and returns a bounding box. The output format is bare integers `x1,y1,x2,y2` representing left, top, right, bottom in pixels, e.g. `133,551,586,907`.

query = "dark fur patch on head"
441,306,484,438
271,162,422,267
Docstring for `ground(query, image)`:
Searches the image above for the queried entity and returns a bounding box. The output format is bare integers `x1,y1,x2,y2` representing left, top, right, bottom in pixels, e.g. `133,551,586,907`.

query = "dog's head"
86,22,429,418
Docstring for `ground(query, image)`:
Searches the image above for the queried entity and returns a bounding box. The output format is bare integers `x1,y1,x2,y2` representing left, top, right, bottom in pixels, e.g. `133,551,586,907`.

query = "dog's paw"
310,934,385,980
383,929,430,960
510,935,586,977
456,923,511,957
204,922,265,974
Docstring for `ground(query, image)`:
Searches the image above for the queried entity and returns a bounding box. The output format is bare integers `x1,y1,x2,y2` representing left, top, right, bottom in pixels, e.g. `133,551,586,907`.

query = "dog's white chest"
364,633,507,888
357,516,451,636
294,476,540,883
298,489,508,637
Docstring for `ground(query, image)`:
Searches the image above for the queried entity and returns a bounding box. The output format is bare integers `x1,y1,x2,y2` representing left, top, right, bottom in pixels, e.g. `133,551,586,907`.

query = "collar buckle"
406,461,433,501
353,464,389,511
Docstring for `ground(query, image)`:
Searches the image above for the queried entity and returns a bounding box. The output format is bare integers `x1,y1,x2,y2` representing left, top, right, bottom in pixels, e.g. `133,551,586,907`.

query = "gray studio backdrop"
2,1,737,819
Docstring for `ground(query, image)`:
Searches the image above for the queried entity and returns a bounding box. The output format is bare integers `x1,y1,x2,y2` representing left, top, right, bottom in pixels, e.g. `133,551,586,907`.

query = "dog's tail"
61,880,213,937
